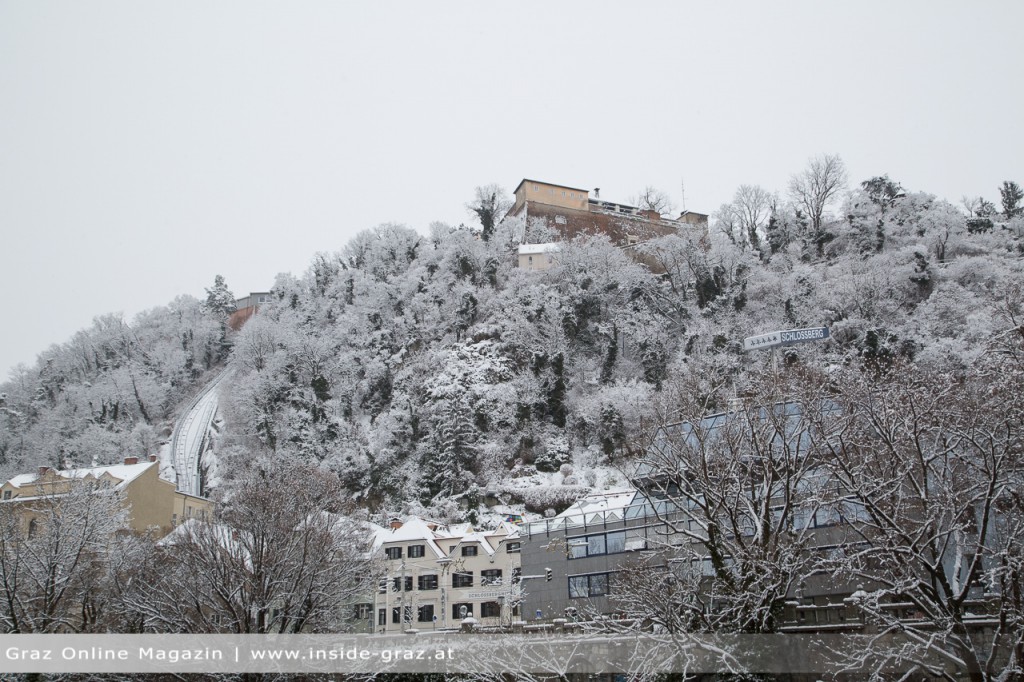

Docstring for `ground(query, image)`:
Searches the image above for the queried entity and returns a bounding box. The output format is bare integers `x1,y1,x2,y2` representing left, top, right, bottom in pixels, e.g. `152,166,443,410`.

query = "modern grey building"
519,489,684,622
520,402,880,628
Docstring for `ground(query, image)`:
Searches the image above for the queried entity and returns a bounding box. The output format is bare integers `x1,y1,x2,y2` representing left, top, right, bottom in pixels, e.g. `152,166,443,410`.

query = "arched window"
27,518,38,539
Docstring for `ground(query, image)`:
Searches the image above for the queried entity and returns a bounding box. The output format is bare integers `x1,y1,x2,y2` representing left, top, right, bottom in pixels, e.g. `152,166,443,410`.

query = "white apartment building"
372,516,522,632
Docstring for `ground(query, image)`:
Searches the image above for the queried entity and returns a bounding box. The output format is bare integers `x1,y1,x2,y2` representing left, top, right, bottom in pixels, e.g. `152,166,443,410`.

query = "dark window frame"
568,572,612,599
480,569,503,586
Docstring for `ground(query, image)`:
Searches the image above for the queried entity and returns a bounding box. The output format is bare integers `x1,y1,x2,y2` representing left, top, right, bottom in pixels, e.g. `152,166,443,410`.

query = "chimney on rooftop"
38,466,50,477
389,518,403,530
148,455,158,463
124,456,139,465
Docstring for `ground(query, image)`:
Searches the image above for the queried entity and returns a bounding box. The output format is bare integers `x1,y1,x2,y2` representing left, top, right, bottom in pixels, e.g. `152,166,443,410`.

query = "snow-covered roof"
373,516,521,558
518,242,560,256
374,517,449,559
557,489,638,522
159,519,251,566
523,489,640,535
4,461,155,492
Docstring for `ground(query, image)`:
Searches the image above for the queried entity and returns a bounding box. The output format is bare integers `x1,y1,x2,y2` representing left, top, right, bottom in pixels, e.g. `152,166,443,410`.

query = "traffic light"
545,567,552,582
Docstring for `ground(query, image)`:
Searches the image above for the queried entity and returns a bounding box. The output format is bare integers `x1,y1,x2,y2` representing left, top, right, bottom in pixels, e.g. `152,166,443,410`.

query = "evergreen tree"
545,353,567,427
1000,180,1023,218
202,275,236,316
422,393,477,502
600,327,618,385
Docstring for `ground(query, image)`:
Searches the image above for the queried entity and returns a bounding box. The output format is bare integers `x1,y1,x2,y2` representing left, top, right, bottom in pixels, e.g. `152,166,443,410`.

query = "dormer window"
2,490,10,500
385,547,402,560
462,546,478,557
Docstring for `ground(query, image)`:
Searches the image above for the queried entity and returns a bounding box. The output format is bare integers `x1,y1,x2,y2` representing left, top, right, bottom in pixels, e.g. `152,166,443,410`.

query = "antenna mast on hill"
680,178,687,212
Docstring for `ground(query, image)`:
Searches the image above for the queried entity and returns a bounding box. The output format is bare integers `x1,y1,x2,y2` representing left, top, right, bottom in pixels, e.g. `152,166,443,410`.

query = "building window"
378,609,386,626
408,544,425,558
418,574,438,591
481,569,503,586
528,255,534,265
2,490,10,500
462,546,478,557
392,577,412,592
354,603,373,620
506,542,521,553
568,531,632,559
452,572,473,588
568,573,611,599
606,531,627,553
385,547,402,560
392,605,411,625
480,602,501,618
27,519,38,539
417,604,435,623
452,603,473,619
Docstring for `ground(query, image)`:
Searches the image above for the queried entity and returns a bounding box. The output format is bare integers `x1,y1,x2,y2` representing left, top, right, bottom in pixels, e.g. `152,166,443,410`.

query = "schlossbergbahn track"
170,368,231,496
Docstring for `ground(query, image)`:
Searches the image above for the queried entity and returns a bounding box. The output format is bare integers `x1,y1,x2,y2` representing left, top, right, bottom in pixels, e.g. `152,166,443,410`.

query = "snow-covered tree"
0,478,127,633
467,184,512,242
118,461,373,634
202,274,236,316
808,358,1024,681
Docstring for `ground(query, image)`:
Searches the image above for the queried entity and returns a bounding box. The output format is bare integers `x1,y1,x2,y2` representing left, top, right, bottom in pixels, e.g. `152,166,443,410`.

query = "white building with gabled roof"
372,516,521,632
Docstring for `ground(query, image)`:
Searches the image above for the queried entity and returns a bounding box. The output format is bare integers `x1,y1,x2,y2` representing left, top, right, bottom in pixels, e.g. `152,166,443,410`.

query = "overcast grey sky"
2,1,1021,379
